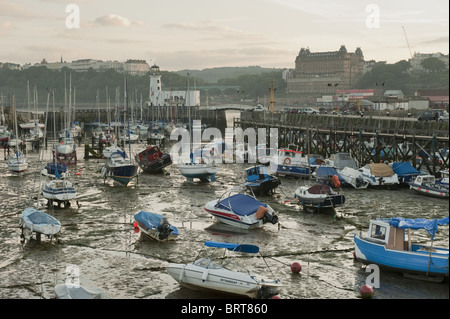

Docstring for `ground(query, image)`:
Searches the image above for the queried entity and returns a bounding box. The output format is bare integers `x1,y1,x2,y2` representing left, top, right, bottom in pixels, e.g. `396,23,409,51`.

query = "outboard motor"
262,212,279,225
157,217,173,240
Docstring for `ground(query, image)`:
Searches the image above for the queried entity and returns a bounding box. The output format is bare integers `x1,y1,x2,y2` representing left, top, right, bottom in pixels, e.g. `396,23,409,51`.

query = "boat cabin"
246,166,269,182
366,219,408,251
414,175,436,186
138,145,164,163
277,149,303,165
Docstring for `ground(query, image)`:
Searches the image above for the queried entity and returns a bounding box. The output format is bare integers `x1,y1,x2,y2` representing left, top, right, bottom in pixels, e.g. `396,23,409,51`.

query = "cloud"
94,14,132,27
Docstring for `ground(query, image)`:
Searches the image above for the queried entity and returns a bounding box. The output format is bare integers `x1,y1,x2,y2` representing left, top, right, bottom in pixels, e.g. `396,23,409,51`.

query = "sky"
0,0,448,71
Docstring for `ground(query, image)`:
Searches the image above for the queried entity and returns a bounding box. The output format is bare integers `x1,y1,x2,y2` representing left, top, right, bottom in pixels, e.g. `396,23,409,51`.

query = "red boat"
135,145,172,173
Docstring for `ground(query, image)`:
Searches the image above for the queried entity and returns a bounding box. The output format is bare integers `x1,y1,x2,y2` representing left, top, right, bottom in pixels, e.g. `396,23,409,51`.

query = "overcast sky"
0,0,448,71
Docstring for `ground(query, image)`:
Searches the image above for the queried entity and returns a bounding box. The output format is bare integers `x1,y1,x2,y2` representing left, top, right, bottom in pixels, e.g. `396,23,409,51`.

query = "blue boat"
134,211,179,241
243,166,280,195
391,162,420,184
354,217,449,280
102,150,139,186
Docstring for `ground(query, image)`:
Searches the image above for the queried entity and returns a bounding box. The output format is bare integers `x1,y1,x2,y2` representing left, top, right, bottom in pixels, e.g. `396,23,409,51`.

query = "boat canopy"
134,211,165,229
216,193,267,216
391,162,420,176
387,217,449,239
204,241,259,253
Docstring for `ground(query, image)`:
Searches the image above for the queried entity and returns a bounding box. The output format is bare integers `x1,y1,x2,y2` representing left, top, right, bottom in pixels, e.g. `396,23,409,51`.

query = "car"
438,113,449,123
300,107,319,115
417,109,448,121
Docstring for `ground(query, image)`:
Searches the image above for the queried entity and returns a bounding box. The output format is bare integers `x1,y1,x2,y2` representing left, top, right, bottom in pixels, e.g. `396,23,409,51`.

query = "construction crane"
402,26,414,59
269,80,276,113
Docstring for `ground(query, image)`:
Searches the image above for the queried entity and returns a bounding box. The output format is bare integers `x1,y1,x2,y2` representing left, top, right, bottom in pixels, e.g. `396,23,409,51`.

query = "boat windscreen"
204,241,259,253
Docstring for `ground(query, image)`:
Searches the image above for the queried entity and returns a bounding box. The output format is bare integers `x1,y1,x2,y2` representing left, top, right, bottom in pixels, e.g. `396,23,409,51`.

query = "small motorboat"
436,169,449,188
408,174,449,198
19,207,61,240
338,167,369,189
326,152,359,170
391,161,421,185
135,145,172,173
133,211,179,241
294,184,345,211
204,192,279,229
243,166,280,196
54,284,109,299
312,166,345,188
165,241,283,298
359,163,399,188
354,217,449,281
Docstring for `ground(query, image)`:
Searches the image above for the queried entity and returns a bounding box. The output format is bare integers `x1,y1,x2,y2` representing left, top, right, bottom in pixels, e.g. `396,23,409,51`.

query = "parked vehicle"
300,107,319,115
417,109,448,121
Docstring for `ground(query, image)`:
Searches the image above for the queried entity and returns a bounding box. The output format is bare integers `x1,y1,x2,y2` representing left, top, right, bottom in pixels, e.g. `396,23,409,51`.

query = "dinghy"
19,207,61,239
133,211,179,241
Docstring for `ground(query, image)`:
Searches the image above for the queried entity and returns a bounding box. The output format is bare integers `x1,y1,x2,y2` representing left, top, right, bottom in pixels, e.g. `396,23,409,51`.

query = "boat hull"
354,235,449,278
276,164,310,178
42,180,76,201
104,164,138,186
178,164,218,182
409,183,449,198
20,207,61,236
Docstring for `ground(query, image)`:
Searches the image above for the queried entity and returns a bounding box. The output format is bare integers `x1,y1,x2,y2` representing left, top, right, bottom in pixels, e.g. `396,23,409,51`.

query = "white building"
409,52,449,72
146,65,200,107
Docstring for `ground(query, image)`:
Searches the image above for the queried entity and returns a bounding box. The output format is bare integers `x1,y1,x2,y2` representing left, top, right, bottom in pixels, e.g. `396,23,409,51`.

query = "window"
370,224,387,240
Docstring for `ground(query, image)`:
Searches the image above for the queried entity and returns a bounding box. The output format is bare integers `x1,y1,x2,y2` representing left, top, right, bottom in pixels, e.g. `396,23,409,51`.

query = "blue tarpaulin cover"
134,211,179,235
216,193,267,216
392,162,420,176
205,241,259,253
388,217,449,238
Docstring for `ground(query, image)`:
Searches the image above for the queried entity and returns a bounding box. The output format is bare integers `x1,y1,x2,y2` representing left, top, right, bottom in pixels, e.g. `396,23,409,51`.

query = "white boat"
326,152,358,170
436,169,449,188
43,179,77,202
359,163,399,187
102,144,123,158
294,184,345,211
54,135,77,155
204,192,279,229
8,150,28,173
54,284,109,299
19,207,61,238
178,162,218,183
166,241,282,298
339,167,369,189
409,175,449,198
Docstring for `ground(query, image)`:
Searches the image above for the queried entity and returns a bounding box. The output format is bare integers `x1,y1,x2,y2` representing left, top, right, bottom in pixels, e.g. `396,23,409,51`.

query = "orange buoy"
360,284,374,299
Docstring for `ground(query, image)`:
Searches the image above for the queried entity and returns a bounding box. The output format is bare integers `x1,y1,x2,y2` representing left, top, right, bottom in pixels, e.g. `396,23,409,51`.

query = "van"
417,109,448,121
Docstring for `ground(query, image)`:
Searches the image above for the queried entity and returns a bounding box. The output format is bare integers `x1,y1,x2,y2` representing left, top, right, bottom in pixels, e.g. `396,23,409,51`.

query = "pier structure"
234,111,449,175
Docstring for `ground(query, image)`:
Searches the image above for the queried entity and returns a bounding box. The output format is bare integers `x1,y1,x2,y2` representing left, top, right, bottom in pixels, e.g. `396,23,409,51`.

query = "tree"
421,57,446,73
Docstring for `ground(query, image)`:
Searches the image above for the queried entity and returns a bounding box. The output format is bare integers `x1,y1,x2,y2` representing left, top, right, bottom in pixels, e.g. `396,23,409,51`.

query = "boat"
391,161,421,184
436,169,449,188
42,179,77,207
165,241,283,298
326,152,358,170
133,211,179,241
204,192,279,229
294,184,345,211
41,162,69,179
276,149,310,178
312,166,345,188
54,284,109,299
354,217,449,281
359,163,399,188
102,150,139,186
339,167,369,189
408,174,449,198
19,207,61,240
8,150,28,173
243,166,281,196
135,145,172,173
178,150,218,182
102,144,123,158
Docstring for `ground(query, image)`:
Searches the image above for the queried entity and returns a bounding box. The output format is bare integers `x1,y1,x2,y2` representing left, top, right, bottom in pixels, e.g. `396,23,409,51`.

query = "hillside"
175,66,283,83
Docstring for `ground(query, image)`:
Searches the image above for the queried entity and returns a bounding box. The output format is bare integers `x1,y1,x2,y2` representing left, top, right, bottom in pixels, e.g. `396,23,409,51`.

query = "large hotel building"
286,45,365,95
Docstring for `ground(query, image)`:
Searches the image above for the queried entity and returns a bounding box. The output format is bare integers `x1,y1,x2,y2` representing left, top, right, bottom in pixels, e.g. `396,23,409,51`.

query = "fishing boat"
133,211,179,241
338,167,369,189
359,163,399,188
391,161,421,185
294,184,345,211
204,192,279,229
135,145,172,173
19,207,61,240
102,150,139,186
276,149,310,178
408,174,449,198
243,166,280,196
165,241,283,298
54,284,109,299
354,217,449,281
